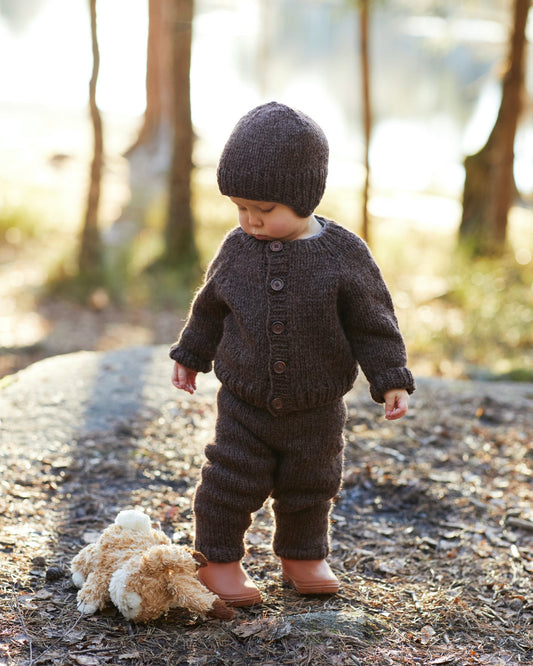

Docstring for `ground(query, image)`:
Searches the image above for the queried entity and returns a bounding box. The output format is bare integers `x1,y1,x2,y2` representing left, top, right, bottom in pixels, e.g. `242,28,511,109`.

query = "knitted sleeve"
338,238,415,403
169,247,230,374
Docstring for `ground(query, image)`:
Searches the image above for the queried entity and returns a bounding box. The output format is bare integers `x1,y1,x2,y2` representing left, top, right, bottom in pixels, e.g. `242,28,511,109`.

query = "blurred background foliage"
0,0,531,381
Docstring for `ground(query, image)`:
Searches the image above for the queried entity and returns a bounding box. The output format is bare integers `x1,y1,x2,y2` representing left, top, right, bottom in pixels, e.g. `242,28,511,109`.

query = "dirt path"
1,346,532,665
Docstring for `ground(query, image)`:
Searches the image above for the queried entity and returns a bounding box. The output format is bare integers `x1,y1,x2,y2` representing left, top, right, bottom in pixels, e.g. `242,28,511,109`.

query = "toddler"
170,102,415,606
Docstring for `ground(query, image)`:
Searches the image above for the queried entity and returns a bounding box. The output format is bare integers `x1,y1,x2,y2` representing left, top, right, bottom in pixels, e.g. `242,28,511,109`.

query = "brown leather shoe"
281,558,339,595
198,561,262,607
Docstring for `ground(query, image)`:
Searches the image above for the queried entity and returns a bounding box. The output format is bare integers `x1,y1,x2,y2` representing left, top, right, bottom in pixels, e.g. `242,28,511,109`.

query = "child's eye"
261,206,275,213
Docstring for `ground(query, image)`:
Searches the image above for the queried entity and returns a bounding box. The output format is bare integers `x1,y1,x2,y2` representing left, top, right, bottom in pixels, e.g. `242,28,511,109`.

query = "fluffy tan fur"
71,510,233,622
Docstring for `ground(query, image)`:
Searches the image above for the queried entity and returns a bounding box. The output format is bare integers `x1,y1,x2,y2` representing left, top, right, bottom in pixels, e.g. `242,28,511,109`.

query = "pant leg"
271,399,346,560
194,387,276,562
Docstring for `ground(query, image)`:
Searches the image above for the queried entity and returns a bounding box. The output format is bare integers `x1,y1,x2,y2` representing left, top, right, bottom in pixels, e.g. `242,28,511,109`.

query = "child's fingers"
386,405,405,420
174,378,195,394
172,363,196,394
384,392,408,420
171,364,183,389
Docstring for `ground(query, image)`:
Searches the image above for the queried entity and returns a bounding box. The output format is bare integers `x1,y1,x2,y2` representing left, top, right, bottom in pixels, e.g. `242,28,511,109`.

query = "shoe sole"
222,591,263,607
198,576,262,607
283,574,339,595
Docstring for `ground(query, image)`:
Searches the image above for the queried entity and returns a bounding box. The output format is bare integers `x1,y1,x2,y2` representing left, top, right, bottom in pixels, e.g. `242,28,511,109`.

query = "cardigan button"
271,321,285,334
270,278,284,291
271,398,283,410
273,360,286,374
269,240,283,252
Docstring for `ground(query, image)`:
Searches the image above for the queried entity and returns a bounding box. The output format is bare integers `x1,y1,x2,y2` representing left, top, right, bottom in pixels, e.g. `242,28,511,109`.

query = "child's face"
230,197,312,242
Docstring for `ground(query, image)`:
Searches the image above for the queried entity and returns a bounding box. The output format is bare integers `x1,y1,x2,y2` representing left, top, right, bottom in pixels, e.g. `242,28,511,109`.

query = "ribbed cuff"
169,344,213,374
369,367,416,403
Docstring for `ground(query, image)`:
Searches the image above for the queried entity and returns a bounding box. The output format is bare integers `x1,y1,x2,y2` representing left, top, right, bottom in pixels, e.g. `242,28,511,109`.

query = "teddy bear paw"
206,599,235,621
113,591,142,620
77,599,99,615
71,571,85,589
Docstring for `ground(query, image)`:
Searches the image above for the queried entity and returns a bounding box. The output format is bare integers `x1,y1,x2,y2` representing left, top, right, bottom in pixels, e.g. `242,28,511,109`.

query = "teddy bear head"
109,544,232,622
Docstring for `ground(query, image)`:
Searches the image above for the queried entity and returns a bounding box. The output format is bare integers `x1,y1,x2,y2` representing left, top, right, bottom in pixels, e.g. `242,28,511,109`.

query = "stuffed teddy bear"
71,509,234,622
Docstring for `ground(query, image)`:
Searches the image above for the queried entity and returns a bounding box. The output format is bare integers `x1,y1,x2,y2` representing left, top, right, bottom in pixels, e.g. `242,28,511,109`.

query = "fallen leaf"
18,598,37,610
473,540,492,558
34,589,53,600
73,657,100,666
246,532,264,545
420,625,436,645
232,619,265,638
269,620,292,640
428,656,460,665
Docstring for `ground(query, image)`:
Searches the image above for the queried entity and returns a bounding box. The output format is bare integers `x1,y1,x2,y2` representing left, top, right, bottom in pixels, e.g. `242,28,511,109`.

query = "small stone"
509,598,524,611
45,566,64,581
32,556,46,568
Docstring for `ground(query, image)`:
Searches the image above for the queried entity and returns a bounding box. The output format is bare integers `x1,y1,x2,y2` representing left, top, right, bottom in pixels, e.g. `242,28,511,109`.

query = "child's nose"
249,212,263,227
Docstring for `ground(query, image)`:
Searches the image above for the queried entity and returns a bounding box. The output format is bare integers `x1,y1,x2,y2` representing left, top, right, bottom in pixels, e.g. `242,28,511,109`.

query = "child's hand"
383,389,409,420
172,361,197,394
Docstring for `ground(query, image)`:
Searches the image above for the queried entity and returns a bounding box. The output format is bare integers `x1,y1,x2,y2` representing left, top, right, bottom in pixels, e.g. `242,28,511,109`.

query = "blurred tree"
257,0,272,98
459,0,530,256
132,0,173,153
107,0,173,253
345,0,374,245
359,0,372,246
109,0,197,271
79,0,103,276
163,0,197,267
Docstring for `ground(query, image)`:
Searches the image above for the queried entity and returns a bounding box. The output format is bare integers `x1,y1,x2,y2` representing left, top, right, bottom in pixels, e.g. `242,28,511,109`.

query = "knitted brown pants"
193,386,346,562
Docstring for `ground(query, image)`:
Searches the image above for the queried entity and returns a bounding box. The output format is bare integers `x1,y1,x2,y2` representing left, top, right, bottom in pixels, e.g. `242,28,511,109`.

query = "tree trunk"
163,0,197,266
257,0,272,98
459,0,529,256
79,0,103,275
129,0,173,152
359,0,372,245
106,0,173,249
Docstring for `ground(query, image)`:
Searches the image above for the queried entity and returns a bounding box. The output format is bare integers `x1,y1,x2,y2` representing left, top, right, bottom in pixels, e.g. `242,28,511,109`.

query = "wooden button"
269,240,283,252
273,361,287,374
271,398,283,410
270,278,284,291
271,321,285,334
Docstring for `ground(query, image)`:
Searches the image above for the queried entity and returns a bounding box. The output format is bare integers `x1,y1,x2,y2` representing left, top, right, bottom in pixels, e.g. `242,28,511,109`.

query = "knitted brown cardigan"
170,219,415,415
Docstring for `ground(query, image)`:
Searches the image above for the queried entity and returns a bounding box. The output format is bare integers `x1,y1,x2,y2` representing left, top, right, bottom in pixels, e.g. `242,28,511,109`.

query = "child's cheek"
238,213,249,231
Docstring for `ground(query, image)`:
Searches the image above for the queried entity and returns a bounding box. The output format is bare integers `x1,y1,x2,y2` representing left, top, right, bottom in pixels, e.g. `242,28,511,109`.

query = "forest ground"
1,345,532,666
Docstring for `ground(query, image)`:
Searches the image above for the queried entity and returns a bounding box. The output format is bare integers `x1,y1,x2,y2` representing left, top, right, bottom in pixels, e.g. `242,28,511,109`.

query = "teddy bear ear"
192,551,208,568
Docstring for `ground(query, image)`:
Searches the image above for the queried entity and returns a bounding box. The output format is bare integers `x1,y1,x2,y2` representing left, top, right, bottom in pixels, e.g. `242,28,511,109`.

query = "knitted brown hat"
217,102,329,218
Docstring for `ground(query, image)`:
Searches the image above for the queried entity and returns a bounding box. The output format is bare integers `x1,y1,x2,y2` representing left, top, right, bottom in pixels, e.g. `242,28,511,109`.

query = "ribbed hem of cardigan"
169,344,213,374
369,367,416,403
215,365,356,415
